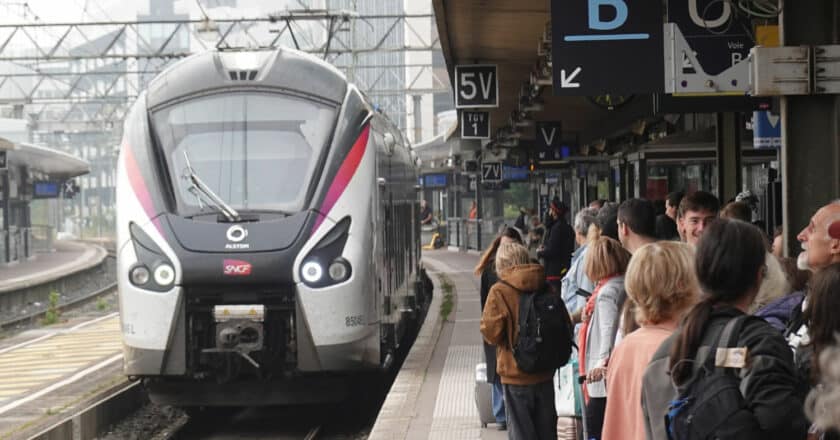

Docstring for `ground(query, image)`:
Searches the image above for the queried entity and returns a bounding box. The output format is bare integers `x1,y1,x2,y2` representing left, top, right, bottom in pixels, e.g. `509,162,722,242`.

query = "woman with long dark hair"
475,227,523,430
640,219,809,439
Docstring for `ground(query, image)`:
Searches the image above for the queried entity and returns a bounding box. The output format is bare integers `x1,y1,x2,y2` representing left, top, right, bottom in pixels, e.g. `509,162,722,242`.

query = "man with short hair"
677,191,720,246
617,198,657,254
655,191,683,240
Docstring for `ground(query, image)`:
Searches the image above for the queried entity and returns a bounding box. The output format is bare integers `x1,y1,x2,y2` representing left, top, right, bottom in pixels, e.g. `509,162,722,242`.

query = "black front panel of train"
184,284,296,380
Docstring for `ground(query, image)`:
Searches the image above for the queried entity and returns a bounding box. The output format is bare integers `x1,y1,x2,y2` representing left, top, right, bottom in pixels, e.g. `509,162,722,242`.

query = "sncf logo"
223,259,252,276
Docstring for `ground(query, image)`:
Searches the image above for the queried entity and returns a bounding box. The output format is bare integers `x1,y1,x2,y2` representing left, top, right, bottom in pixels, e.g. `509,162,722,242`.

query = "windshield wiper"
182,151,241,222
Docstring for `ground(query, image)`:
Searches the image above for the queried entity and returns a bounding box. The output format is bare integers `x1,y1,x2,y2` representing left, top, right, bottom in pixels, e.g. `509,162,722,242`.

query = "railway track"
0,280,118,332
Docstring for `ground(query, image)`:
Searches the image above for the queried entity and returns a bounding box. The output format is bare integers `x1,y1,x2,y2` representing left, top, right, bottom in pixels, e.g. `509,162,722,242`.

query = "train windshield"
151,92,336,216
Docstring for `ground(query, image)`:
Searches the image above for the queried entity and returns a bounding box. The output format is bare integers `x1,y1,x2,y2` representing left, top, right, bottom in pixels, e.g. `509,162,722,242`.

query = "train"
115,48,427,406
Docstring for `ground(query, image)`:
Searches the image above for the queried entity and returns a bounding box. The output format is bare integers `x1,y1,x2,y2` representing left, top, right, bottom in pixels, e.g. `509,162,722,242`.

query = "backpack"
665,315,762,440
501,280,575,374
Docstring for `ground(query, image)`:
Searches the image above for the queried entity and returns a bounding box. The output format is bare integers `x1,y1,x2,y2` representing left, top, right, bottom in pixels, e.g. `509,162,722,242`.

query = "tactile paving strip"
0,315,122,405
429,344,482,439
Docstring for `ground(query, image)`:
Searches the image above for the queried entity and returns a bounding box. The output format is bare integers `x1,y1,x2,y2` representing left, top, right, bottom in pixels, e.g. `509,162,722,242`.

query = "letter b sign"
588,0,628,31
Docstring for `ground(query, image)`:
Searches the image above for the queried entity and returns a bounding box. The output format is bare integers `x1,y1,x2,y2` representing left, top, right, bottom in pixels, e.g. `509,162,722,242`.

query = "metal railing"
444,217,510,251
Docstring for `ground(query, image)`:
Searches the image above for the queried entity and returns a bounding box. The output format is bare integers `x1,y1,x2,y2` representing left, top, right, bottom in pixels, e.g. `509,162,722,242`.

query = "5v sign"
455,65,498,108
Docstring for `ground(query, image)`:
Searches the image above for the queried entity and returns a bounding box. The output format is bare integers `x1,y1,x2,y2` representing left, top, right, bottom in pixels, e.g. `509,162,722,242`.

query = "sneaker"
497,423,507,431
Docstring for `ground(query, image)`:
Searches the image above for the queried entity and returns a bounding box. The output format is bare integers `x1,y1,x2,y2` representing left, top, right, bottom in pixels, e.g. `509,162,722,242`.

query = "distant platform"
0,241,107,293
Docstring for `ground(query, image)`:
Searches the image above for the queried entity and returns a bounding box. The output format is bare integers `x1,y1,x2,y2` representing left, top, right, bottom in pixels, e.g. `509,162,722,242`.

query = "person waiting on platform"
469,200,478,220
677,191,720,246
784,200,840,399
578,237,630,440
603,241,698,440
537,201,575,294
802,263,840,439
527,216,546,256
721,200,752,222
560,207,598,326
616,198,658,342
419,200,433,226
641,219,809,440
656,191,684,241
474,227,524,431
481,242,556,440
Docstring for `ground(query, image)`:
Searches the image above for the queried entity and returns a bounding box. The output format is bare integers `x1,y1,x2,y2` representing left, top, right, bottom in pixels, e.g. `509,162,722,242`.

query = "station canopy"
433,0,652,145
0,137,90,179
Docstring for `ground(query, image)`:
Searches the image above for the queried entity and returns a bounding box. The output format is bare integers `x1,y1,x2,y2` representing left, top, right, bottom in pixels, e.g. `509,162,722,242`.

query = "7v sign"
482,162,502,182
560,67,582,88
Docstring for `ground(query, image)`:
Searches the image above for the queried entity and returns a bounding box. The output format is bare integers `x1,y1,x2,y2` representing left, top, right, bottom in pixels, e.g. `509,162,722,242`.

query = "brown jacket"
480,263,555,385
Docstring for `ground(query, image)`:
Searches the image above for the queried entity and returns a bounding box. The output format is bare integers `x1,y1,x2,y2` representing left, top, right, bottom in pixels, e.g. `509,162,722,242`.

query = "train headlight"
328,259,350,282
301,261,323,284
300,217,353,287
130,265,151,286
153,263,176,286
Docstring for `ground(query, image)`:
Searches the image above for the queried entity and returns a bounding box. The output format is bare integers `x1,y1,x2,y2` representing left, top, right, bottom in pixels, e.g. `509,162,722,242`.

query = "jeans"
503,380,556,440
492,376,506,424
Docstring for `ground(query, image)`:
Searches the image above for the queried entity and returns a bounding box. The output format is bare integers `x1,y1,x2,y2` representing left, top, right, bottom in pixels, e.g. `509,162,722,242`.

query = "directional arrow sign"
560,67,582,88
551,0,663,95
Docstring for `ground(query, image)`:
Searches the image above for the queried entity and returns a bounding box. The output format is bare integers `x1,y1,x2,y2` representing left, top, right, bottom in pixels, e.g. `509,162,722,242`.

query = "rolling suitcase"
474,362,495,428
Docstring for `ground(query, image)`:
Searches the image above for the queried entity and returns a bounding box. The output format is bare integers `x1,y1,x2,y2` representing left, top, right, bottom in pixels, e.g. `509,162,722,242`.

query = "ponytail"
669,297,715,385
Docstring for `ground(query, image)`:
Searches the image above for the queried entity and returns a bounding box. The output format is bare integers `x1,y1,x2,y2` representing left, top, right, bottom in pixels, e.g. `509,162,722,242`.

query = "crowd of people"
476,192,840,440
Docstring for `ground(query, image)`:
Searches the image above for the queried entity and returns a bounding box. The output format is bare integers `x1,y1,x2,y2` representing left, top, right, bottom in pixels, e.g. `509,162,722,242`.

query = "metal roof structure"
432,0,652,146
0,136,89,178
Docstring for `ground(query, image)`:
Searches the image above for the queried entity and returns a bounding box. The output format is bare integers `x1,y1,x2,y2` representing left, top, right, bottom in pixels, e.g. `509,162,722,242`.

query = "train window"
152,92,336,215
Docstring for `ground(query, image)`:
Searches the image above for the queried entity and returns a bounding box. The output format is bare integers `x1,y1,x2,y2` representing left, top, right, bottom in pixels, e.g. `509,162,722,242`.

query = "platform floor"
370,249,507,440
0,240,107,293
0,313,124,439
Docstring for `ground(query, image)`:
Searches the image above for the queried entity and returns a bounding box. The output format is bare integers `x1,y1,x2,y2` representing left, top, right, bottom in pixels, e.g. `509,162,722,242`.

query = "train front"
115,49,379,405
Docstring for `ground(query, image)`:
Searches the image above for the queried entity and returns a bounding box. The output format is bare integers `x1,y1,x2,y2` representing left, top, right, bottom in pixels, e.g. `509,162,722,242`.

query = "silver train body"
115,48,423,405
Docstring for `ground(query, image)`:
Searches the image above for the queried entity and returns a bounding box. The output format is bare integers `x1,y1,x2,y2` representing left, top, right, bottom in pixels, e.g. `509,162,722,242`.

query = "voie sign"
454,65,498,108
668,0,752,76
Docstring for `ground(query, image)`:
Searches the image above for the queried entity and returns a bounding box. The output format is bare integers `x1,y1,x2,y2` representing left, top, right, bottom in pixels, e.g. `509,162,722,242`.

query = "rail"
0,249,116,330
444,217,510,251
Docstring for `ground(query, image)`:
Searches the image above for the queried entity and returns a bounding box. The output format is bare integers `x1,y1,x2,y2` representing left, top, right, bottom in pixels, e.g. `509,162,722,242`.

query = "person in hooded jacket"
481,242,556,440
475,227,524,430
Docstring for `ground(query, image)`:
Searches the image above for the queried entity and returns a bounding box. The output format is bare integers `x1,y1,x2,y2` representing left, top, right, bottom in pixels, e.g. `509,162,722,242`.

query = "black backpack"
501,281,574,373
665,315,762,440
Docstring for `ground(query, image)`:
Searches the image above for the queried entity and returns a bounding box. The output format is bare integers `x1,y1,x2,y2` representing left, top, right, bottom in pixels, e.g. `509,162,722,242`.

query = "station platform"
370,249,507,440
0,240,108,293
0,313,124,439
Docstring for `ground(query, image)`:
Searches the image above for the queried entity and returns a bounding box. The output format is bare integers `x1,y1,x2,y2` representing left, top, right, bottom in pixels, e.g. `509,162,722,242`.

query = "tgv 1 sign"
551,0,664,95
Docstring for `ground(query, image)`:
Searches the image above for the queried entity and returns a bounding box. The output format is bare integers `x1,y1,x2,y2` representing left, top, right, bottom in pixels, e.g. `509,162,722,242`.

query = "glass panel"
152,92,336,215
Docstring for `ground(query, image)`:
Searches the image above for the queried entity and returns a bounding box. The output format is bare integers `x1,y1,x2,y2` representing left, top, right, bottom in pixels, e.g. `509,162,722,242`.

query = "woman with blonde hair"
481,242,556,439
578,236,631,440
602,241,699,440
474,227,523,430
